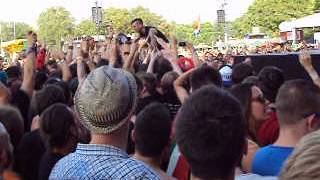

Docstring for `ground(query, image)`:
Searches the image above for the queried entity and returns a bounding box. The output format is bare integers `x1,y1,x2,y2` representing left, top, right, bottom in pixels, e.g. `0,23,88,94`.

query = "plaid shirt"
49,144,160,180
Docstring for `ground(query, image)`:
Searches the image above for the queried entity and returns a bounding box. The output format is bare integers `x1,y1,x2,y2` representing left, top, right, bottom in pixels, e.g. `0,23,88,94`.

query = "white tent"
279,13,320,32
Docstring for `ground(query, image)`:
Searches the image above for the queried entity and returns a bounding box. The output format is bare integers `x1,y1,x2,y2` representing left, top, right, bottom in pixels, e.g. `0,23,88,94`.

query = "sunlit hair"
280,130,320,180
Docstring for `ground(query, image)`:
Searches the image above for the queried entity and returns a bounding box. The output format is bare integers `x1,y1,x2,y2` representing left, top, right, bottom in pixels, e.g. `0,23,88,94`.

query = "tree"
0,22,33,41
74,20,97,37
232,0,315,38
37,7,75,47
103,6,167,35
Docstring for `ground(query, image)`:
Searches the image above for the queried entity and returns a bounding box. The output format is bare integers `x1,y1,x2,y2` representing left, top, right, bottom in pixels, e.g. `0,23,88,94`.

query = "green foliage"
232,0,315,38
37,7,75,47
0,22,33,41
74,20,97,37
103,6,167,35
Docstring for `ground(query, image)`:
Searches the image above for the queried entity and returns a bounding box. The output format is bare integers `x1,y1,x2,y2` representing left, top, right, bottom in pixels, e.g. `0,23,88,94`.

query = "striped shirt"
49,144,160,180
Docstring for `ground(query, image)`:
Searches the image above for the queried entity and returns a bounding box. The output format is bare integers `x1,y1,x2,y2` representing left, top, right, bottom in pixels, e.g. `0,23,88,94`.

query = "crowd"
0,18,320,180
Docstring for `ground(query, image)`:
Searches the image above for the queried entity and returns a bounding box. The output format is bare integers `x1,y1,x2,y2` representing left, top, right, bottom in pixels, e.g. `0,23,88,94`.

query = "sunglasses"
251,95,266,104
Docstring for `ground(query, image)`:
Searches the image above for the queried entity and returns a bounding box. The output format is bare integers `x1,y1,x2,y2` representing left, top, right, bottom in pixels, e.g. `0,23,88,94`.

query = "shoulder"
236,174,278,180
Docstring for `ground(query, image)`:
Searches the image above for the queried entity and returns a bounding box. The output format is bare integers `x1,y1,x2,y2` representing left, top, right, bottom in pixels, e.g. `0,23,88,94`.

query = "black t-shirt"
134,92,163,115
11,89,30,132
38,150,64,180
14,129,46,180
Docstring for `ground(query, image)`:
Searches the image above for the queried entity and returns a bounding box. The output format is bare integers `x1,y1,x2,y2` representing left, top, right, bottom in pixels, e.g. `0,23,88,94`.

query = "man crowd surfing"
1,18,320,180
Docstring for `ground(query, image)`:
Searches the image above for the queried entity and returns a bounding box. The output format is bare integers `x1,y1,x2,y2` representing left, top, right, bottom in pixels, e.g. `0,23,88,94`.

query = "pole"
13,21,16,40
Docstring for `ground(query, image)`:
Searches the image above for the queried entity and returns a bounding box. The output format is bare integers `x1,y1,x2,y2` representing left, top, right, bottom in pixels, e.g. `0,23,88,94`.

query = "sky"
0,0,255,27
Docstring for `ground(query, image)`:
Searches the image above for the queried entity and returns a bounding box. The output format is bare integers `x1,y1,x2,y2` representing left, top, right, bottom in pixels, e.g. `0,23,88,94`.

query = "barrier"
234,53,320,80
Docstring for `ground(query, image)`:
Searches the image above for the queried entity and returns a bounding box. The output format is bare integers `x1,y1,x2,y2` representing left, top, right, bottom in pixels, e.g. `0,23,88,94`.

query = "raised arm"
174,69,195,104
299,51,320,87
20,31,37,97
186,42,201,67
66,43,74,65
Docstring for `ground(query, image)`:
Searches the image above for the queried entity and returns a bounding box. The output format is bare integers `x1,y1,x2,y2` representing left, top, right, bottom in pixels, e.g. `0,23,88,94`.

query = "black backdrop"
234,54,320,81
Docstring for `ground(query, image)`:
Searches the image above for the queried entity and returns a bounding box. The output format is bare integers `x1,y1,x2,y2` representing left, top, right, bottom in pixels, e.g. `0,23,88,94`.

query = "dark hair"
44,78,71,104
69,63,77,78
6,66,21,79
135,103,171,157
136,72,158,95
47,60,58,69
232,63,254,84
96,59,109,67
258,66,284,103
35,71,48,90
190,66,222,91
34,84,67,115
276,79,320,125
153,58,173,82
131,18,143,25
175,85,245,179
242,76,259,86
230,83,258,142
40,103,76,148
0,106,24,149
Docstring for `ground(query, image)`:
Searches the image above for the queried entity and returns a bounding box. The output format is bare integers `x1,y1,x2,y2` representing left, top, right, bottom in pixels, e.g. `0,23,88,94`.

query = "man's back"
50,144,159,179
252,145,294,176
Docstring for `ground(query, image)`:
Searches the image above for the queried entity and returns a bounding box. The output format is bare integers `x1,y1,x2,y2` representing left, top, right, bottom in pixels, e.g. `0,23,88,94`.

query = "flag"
193,15,201,37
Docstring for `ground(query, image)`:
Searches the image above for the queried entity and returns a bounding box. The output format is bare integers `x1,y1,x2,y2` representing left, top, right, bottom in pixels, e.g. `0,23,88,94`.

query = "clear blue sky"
0,0,255,27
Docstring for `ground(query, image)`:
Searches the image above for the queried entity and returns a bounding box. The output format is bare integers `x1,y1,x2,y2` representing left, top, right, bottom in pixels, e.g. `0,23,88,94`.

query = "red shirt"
258,111,279,146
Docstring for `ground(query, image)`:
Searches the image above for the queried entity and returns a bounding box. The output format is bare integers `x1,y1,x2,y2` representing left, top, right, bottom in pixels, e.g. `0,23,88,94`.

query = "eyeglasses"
251,95,266,104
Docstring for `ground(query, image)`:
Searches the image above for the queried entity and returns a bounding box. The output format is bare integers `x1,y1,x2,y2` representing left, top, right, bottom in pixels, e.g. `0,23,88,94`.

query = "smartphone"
178,42,187,47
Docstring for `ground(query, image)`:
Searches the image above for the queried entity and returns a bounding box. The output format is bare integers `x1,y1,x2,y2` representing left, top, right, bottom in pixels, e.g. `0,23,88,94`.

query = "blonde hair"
280,130,320,180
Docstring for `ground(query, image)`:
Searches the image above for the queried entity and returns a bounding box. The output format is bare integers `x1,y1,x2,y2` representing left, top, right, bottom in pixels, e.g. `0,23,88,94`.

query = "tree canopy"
0,22,33,42
232,0,317,38
37,7,75,47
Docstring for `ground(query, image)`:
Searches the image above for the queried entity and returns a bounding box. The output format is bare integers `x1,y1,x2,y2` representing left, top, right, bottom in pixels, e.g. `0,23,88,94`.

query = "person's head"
46,60,58,74
136,72,158,97
34,84,67,116
131,18,144,33
0,71,8,86
232,63,254,84
230,83,266,142
190,66,222,91
44,79,72,105
204,52,214,61
219,65,233,88
133,103,171,157
35,71,48,90
175,85,246,180
242,76,259,86
6,66,21,87
258,66,284,103
160,71,179,96
0,82,10,105
40,103,77,153
153,57,173,81
276,79,320,133
0,122,13,172
74,66,137,146
0,106,23,150
280,129,320,180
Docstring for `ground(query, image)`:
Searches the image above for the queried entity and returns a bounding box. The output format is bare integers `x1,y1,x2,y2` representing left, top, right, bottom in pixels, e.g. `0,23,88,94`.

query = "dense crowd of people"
0,18,320,180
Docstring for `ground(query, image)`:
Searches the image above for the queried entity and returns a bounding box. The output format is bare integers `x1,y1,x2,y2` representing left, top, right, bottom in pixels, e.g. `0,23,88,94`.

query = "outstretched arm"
20,31,37,97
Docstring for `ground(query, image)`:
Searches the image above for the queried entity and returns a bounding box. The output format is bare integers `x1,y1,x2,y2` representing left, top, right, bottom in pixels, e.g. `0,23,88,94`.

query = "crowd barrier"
234,53,320,81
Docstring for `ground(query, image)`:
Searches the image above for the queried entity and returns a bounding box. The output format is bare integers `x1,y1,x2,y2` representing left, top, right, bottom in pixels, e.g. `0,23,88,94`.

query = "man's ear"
306,114,320,132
